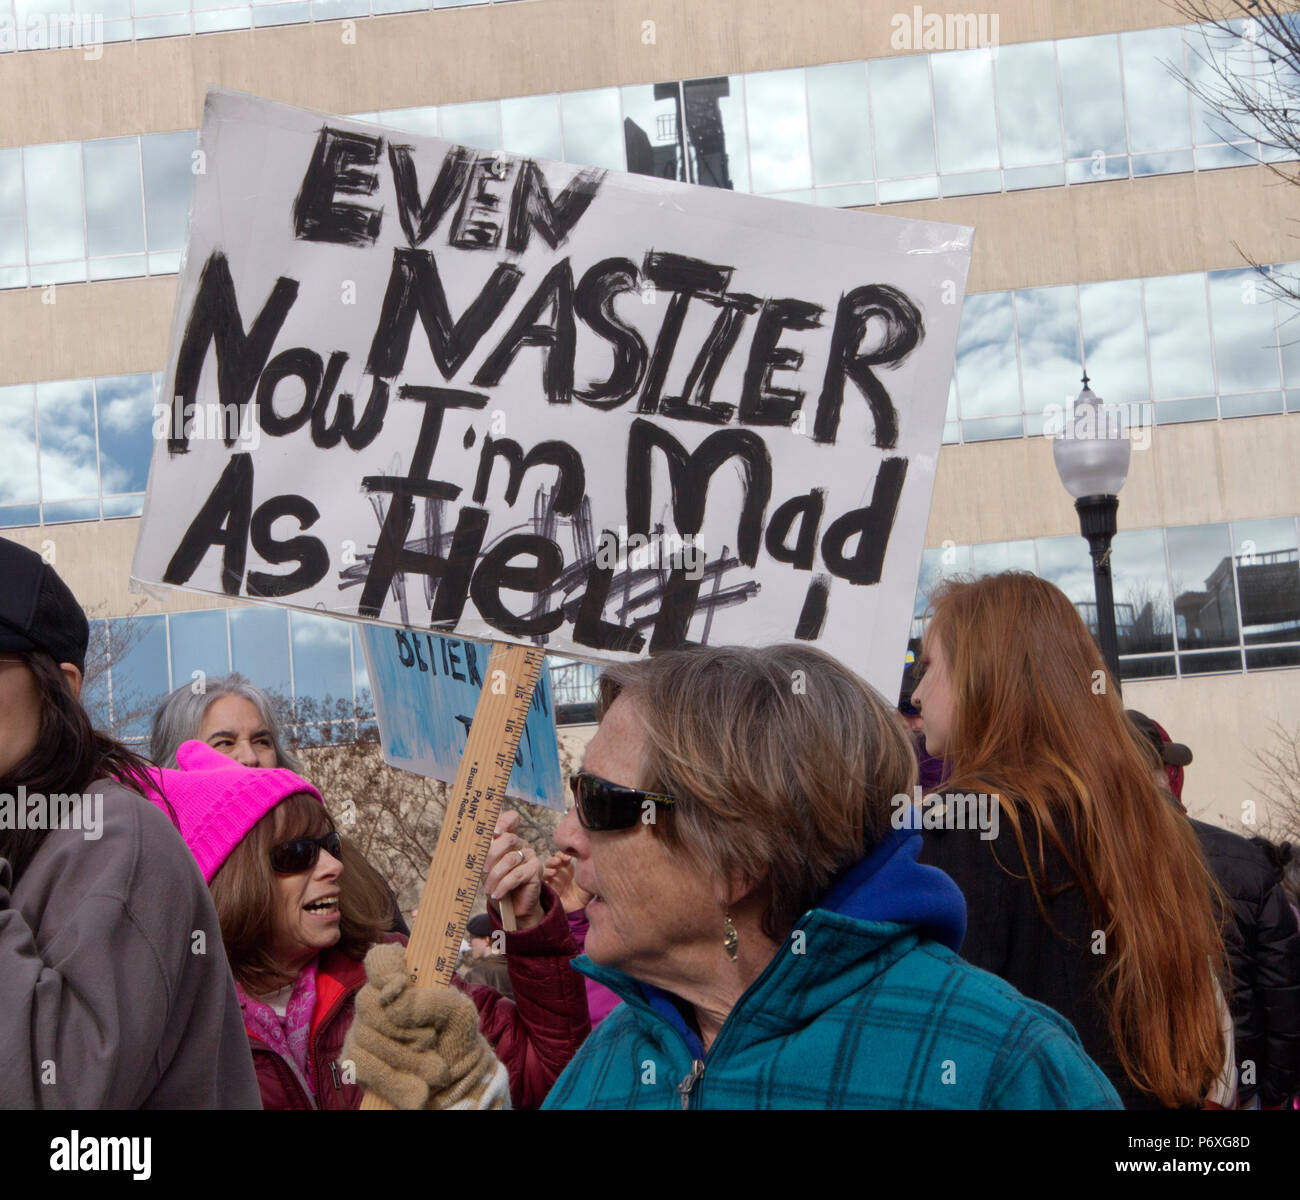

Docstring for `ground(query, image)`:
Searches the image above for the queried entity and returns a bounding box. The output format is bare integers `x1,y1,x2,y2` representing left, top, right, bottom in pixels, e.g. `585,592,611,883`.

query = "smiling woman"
144,740,590,1110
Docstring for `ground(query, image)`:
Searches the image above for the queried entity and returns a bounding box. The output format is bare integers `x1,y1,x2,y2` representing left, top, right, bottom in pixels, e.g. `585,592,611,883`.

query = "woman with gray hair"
150,673,407,933
542,643,1123,1110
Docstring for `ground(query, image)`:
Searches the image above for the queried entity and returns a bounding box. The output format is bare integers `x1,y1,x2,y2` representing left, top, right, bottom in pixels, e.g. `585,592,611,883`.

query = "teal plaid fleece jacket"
544,828,1123,1110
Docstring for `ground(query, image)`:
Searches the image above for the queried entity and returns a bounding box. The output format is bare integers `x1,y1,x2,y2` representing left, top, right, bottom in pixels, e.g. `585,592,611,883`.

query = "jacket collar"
574,828,967,1056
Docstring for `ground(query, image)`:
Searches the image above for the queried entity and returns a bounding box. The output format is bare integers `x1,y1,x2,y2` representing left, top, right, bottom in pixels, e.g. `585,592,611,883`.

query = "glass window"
914,543,971,620
438,100,500,151
291,610,353,715
1014,285,1081,412
168,609,230,686
107,613,169,739
1122,26,1193,153
1143,273,1215,399
1208,267,1281,394
96,373,156,495
352,625,373,715
382,106,440,138
36,379,97,502
141,130,197,253
81,619,112,732
971,539,1036,575
1112,528,1175,654
501,94,563,161
744,68,812,193
0,384,38,505
869,55,937,179
954,291,1020,418
931,48,999,174
1036,533,1095,613
683,76,749,192
1079,278,1149,406
1232,516,1300,646
0,147,24,270
995,40,1064,168
1185,22,1252,148
559,89,623,171
621,83,686,182
806,62,871,186
1167,523,1239,649
1058,34,1127,160
229,606,292,700
83,137,145,260
24,143,84,265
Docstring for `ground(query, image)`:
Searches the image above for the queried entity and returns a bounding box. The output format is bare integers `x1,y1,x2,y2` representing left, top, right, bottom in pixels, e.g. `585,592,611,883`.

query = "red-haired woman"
911,571,1228,1109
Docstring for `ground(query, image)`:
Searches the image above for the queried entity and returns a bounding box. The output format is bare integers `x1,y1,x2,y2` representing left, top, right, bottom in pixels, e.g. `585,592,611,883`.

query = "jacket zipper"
677,1059,705,1110
327,1060,341,1091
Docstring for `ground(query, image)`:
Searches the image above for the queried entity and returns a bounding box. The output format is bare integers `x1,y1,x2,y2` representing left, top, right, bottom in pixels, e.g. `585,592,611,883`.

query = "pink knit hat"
143,740,324,883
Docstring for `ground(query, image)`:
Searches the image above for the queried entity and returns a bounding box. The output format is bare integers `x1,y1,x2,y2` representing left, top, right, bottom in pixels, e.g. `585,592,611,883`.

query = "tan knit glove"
342,942,510,1110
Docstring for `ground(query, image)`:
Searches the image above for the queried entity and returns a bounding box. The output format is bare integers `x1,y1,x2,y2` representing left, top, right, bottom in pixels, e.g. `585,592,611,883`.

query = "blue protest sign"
358,625,564,811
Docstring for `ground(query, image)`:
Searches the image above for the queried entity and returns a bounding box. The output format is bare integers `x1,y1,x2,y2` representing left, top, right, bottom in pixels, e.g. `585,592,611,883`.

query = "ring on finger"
515,849,526,866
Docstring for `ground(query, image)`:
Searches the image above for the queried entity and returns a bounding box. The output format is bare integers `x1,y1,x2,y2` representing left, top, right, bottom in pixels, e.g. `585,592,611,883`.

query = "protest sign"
131,87,972,696
357,623,563,810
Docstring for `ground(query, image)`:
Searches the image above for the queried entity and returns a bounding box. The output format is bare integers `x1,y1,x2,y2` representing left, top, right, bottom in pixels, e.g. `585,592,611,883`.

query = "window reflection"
169,609,230,685
96,374,155,496
1232,517,1300,646
1058,34,1127,160
0,148,26,271
559,89,624,171
24,143,85,266
1079,278,1148,406
501,94,563,161
806,62,871,186
1111,528,1175,653
931,48,999,174
684,76,746,191
141,130,197,252
1167,523,1239,649
971,539,1035,576
0,384,38,505
1143,273,1215,399
996,40,1063,167
870,54,936,179
229,606,292,699
622,83,686,182
1208,268,1281,394
1015,286,1081,411
37,380,97,503
955,292,1019,417
1121,26,1192,153
83,137,145,260
108,614,169,739
291,610,354,714
438,101,499,151
745,68,812,193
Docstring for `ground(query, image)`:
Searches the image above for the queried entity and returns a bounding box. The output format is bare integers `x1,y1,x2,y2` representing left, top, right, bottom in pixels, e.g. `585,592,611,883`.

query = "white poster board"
132,88,972,693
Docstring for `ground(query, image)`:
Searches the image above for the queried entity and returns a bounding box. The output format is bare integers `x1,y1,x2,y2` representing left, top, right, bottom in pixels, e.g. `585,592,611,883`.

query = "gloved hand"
342,942,510,1110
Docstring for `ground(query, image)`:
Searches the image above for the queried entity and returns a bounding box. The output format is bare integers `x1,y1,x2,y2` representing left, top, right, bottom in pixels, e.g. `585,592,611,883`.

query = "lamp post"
1052,374,1131,691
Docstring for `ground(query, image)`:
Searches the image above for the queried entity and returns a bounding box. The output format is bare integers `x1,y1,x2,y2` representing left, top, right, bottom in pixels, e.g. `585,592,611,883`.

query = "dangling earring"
723,913,738,962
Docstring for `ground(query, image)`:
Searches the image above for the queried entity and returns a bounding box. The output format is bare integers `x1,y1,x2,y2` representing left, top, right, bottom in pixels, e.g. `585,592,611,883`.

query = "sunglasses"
269,830,342,874
569,772,675,832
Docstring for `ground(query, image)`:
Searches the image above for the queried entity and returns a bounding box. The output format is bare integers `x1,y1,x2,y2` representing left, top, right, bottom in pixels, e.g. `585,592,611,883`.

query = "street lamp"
1052,373,1131,690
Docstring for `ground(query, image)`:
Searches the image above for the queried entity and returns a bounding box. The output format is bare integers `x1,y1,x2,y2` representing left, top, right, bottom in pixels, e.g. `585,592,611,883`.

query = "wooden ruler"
360,640,546,1110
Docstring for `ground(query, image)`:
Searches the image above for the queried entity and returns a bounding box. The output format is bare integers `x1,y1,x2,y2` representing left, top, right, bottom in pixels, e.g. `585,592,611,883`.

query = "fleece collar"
576,828,967,1058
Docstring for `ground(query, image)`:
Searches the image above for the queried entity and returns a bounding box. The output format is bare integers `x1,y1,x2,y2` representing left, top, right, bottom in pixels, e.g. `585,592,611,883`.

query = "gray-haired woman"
150,673,408,934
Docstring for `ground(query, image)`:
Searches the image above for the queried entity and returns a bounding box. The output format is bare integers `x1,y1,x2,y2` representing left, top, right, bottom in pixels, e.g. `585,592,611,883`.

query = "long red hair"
925,572,1225,1107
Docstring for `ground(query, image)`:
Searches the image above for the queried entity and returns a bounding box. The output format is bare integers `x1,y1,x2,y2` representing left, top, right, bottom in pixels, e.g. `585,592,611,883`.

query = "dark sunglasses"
569,772,675,832
269,830,342,874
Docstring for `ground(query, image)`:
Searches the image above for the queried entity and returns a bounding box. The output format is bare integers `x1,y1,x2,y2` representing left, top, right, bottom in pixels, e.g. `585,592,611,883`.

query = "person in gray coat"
0,536,261,1109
